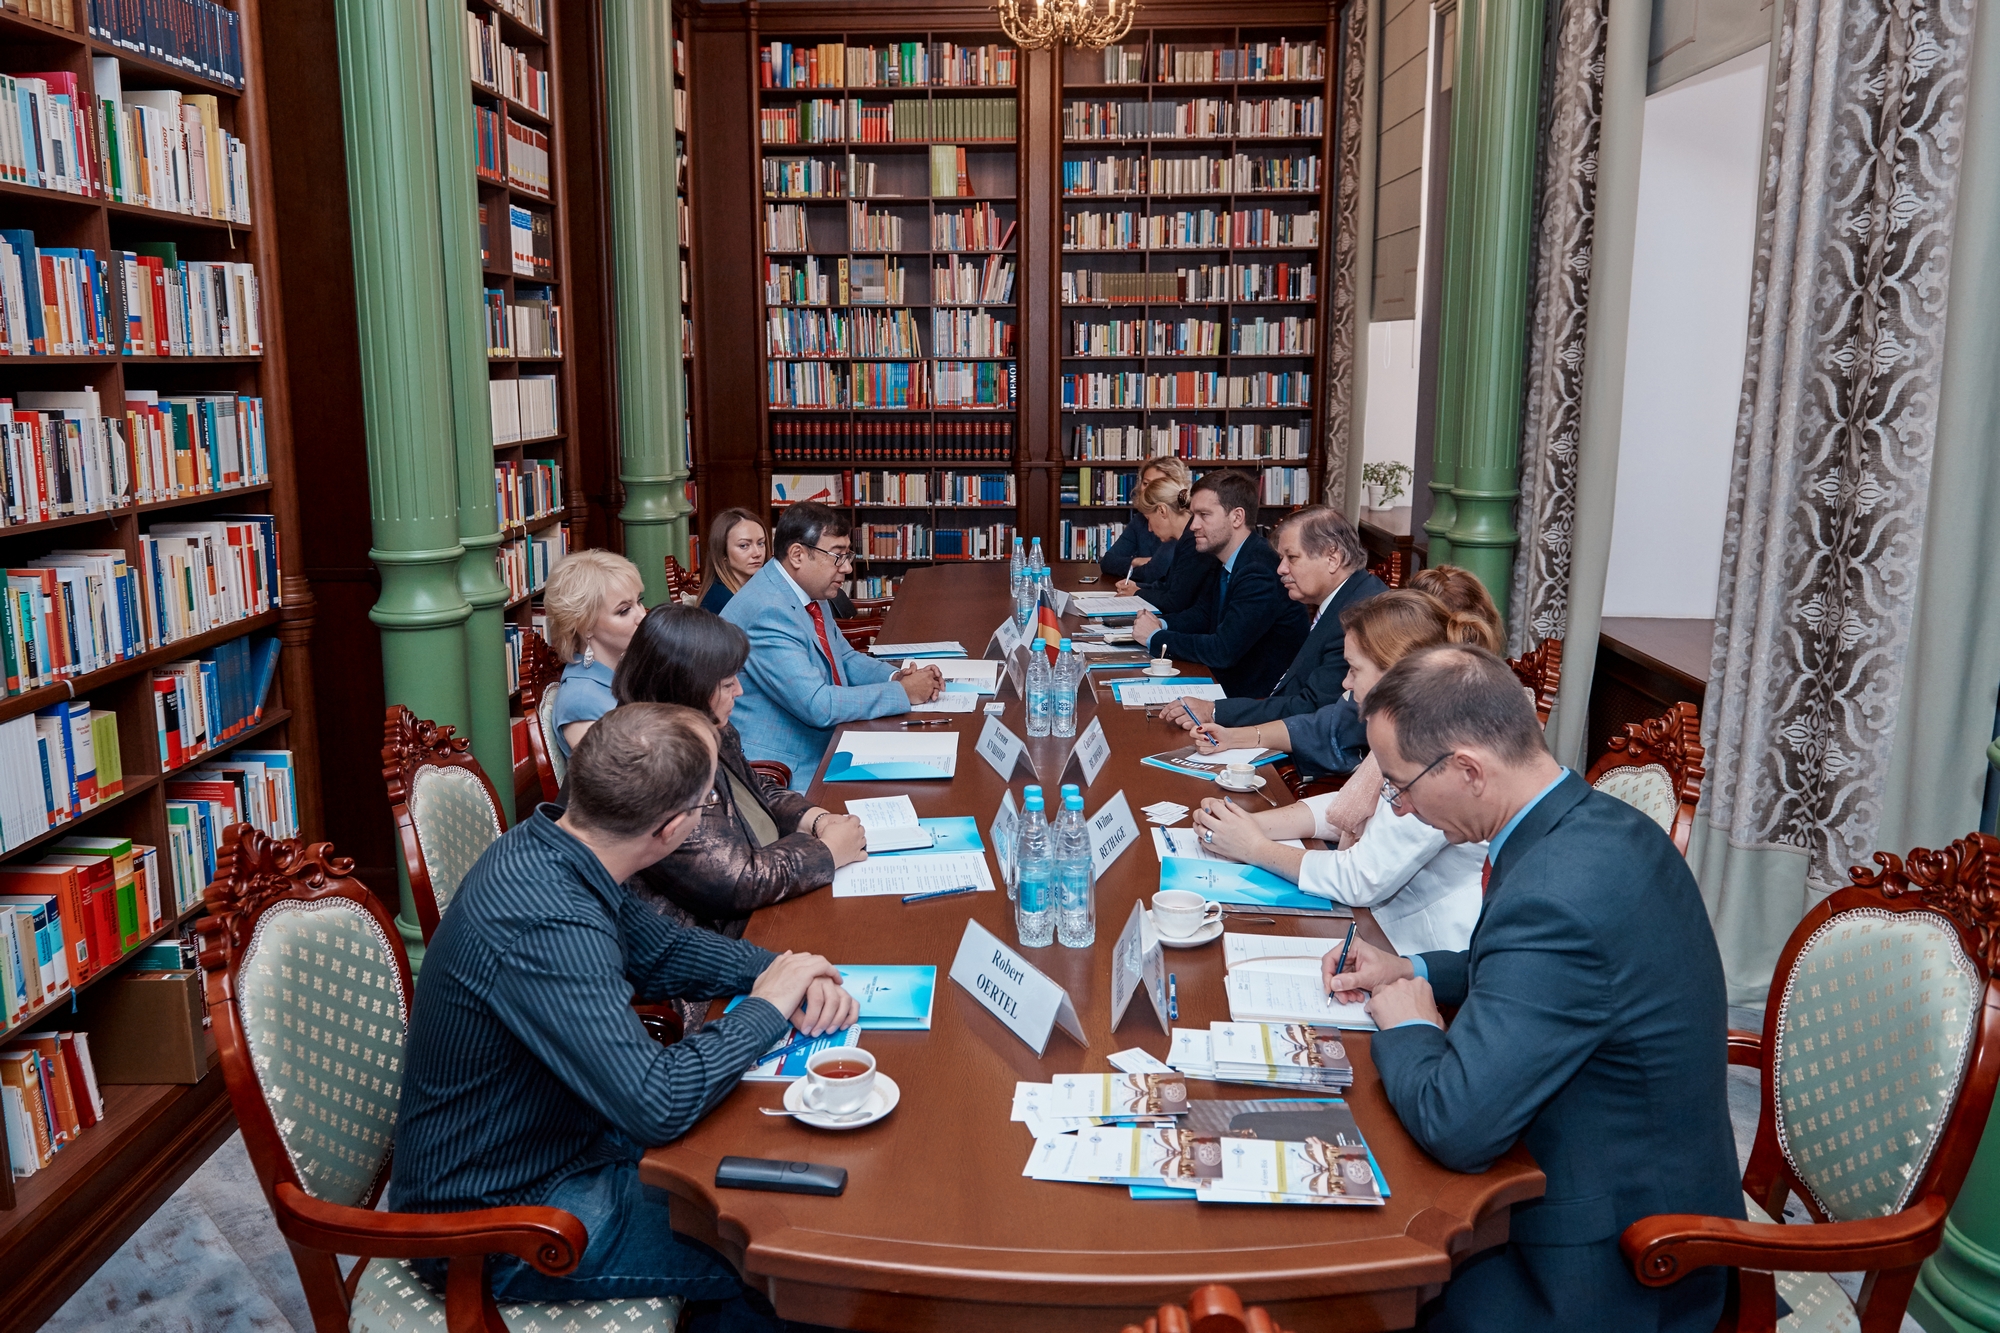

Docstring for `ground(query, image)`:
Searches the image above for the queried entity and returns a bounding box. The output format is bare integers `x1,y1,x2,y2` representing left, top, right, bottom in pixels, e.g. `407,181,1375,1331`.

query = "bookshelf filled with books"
0,0,321,1310
1056,28,1331,562
469,0,575,636
755,29,1023,599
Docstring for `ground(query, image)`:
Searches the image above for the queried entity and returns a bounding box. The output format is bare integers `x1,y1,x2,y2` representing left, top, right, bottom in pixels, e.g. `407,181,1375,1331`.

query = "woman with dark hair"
614,604,868,940
697,507,768,614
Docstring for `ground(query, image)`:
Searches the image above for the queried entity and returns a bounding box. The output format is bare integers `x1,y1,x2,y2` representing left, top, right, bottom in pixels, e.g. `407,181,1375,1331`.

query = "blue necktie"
1218,567,1231,609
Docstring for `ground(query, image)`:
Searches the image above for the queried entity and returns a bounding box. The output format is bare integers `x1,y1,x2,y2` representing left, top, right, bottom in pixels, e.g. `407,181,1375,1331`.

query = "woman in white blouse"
1190,587,1504,955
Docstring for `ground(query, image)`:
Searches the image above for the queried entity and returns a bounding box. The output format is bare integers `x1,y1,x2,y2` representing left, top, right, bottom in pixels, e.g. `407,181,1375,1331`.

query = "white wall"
1603,44,1768,618
1362,319,1421,472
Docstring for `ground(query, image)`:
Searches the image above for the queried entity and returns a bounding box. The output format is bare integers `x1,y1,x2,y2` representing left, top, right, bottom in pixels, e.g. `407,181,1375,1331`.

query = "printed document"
831,850,996,898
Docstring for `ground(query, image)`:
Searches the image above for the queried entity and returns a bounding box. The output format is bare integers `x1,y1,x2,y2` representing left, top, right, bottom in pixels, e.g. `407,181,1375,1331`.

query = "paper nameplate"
949,919,1087,1056
977,712,1033,782
1049,586,1071,618
991,787,1020,888
1060,715,1111,789
991,615,1023,660
1087,790,1141,877
995,642,1030,700
1110,898,1170,1034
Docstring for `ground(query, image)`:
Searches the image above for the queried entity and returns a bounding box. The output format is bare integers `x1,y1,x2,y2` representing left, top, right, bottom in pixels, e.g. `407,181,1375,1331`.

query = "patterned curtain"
1699,0,1975,921
1506,0,1607,656
1324,0,1369,512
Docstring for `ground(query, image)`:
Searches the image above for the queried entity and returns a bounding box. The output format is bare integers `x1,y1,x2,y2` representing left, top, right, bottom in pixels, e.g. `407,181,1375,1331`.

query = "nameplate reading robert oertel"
948,919,1086,1056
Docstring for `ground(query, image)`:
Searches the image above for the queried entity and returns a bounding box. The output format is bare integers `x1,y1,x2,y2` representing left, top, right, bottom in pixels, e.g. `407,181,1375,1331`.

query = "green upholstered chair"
195,823,684,1333
383,705,509,944
1621,831,2000,1332
517,628,568,803
1584,701,1704,854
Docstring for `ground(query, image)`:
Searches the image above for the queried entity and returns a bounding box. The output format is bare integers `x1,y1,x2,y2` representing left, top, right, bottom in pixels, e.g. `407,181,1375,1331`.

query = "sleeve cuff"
1392,1017,1443,1030
1407,954,1428,981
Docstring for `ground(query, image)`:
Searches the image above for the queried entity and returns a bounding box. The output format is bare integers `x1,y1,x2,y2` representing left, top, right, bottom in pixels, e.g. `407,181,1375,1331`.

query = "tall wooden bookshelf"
754,26,1025,598
1056,26,1332,561
0,0,321,1323
468,0,577,684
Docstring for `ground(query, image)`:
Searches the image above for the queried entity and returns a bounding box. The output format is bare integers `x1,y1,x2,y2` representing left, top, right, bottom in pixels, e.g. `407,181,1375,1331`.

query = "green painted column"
333,0,472,969
604,0,692,606
427,0,515,800
1439,0,1544,617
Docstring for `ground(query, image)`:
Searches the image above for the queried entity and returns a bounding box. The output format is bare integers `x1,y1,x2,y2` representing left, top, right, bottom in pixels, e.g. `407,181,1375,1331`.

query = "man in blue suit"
1328,644,1741,1332
721,503,942,791
1129,471,1309,697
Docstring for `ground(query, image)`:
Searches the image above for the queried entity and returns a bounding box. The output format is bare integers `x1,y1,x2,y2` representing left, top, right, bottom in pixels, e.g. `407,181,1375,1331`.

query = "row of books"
1062,467,1142,508
495,457,563,528
498,526,569,602
1258,467,1314,505
490,0,543,32
3,389,267,528
843,574,902,599
933,203,1015,252
136,514,279,649
1061,207,1320,251
1072,422,1309,460
6,0,77,29
502,611,549,694
769,419,1015,462
761,41,1018,90
0,232,262,357
1061,153,1322,196
0,838,168,1026
0,702,123,851
761,253,1017,307
760,96,1018,145
152,633,283,770
467,10,550,117
1061,262,1317,304
1061,95,1324,141
490,375,559,445
473,107,551,197
1060,519,1125,560
3,1028,106,1176
768,360,1016,410
84,0,247,89
771,470,1017,507
1062,370,1312,410
766,306,923,359
485,285,561,359
475,202,556,281
1098,40,1325,85
4,394,129,525
759,152,997,202
1067,314,1316,357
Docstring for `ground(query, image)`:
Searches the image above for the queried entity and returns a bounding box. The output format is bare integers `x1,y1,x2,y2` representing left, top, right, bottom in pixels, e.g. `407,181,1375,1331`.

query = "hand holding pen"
1179,700,1219,747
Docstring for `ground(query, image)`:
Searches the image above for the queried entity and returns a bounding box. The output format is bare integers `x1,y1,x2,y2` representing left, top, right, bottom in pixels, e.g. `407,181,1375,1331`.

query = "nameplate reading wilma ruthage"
948,919,1086,1056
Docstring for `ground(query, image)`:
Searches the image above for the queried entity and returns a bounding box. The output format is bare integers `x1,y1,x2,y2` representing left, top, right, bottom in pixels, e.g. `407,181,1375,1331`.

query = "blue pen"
1167,973,1179,1021
1330,920,1358,995
1178,700,1218,747
902,884,979,904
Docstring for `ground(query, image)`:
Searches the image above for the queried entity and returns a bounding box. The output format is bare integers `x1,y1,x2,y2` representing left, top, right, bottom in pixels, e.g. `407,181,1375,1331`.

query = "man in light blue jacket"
722,502,941,791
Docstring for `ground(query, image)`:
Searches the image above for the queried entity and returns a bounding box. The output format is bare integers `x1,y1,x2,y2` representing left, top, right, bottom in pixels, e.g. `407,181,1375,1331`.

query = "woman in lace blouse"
614,605,868,941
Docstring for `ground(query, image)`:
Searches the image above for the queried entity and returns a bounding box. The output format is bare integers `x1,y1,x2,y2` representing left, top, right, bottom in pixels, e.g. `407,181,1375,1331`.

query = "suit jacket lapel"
1487,771,1591,895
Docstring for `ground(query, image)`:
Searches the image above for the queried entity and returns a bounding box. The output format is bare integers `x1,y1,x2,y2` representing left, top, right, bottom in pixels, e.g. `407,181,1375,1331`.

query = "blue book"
1157,855,1333,913
839,964,937,1030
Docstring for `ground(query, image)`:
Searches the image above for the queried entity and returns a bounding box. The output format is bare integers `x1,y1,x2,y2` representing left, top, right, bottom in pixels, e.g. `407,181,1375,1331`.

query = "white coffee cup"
1221,763,1257,786
1143,660,1179,676
804,1047,877,1116
1152,889,1223,939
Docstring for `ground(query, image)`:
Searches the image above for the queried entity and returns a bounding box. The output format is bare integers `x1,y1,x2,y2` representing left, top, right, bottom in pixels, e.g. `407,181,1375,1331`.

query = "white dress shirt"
1296,790,1488,955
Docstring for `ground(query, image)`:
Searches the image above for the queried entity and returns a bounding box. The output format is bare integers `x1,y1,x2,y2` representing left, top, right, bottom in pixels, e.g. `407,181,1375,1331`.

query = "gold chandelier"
997,0,1139,50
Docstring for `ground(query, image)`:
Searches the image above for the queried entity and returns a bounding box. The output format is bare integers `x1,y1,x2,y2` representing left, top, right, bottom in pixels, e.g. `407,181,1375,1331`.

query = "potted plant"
1361,460,1413,511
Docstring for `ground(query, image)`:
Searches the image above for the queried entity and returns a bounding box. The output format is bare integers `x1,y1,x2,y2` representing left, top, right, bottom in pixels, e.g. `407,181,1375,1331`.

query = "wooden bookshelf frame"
0,0,322,1321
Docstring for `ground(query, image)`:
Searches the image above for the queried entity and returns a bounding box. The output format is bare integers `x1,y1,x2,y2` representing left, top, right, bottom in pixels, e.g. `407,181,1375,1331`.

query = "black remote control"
714,1156,848,1196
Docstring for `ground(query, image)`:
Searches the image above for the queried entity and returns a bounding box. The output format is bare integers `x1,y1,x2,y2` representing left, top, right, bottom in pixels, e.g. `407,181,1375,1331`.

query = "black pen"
1330,920,1358,995
902,884,978,904
900,718,951,727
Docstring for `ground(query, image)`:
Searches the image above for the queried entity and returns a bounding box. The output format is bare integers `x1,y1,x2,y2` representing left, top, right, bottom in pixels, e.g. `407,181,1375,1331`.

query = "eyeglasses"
807,545,856,569
1381,752,1453,810
651,788,722,838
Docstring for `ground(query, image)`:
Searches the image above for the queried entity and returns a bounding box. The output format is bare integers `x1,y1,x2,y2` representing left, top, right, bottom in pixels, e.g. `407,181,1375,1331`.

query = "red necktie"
806,602,843,685
1481,857,1493,893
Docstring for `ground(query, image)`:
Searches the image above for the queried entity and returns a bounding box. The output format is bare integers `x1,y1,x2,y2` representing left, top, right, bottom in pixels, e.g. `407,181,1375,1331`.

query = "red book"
0,865,97,985
39,854,124,962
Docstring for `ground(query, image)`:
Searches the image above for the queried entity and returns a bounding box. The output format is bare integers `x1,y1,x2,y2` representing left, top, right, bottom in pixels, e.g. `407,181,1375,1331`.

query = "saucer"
1213,773,1267,792
1148,910,1224,948
782,1072,901,1129
1142,663,1180,677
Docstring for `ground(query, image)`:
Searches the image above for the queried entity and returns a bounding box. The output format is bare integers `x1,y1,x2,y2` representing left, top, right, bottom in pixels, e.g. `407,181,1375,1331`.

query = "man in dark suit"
1170,504,1384,731
1130,471,1309,698
1327,644,1740,1332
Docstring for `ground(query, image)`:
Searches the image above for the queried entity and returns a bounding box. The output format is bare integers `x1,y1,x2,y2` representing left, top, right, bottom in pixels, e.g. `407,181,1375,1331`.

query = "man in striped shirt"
392,702,856,1328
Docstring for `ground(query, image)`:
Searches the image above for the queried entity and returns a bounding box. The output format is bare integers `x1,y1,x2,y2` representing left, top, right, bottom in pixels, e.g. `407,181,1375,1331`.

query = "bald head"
1363,645,1547,769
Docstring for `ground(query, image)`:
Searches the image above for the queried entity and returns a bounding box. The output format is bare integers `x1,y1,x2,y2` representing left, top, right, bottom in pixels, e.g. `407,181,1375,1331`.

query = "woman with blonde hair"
1101,454,1193,585
541,549,646,758
1189,586,1500,954
697,507,768,615
1112,471,1213,612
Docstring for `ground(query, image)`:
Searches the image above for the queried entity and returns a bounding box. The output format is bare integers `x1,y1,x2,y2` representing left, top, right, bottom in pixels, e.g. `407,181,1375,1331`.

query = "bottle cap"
1061,783,1080,797
1024,788,1045,812
1059,638,1073,651
1065,793,1085,810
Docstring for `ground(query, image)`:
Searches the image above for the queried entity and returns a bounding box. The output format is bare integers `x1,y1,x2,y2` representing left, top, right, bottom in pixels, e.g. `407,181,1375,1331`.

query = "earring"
583,642,595,665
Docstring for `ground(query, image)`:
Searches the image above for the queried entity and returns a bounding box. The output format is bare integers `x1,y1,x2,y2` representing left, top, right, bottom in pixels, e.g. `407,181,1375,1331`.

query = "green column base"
1424,481,1458,565
1912,1217,2000,1332
1445,463,1521,616
622,473,690,605
458,531,515,811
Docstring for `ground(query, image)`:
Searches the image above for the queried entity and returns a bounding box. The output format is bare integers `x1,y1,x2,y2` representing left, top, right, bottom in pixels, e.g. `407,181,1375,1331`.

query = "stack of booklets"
1166,1021,1358,1088
1019,1089,1386,1207
730,964,936,1081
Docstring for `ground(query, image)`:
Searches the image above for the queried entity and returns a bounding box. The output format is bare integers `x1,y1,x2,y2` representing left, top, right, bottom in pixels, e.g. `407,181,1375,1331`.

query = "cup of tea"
1152,888,1223,939
1223,763,1256,785
804,1047,877,1116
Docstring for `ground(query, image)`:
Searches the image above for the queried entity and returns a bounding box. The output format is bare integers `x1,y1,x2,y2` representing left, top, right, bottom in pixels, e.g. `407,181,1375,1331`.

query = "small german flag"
1036,586,1063,647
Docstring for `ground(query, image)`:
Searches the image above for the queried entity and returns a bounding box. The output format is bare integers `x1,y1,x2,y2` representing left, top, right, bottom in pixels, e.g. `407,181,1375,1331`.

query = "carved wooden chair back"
197,824,678,1333
748,759,793,789
1506,637,1563,728
662,554,700,604
1584,701,1704,854
515,629,567,802
1621,832,2000,1332
1117,1283,1295,1333
383,705,508,944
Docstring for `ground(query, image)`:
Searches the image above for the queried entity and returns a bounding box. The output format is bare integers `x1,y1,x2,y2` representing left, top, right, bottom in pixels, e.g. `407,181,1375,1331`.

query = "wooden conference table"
642,563,1544,1332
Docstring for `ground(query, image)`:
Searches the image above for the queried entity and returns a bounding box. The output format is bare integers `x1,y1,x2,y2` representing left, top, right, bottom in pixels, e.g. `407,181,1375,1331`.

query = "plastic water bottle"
1026,639,1052,737
1052,638,1078,738
1009,535,1026,599
1014,565,1037,629
1056,790,1095,948
1016,787,1054,948
1027,536,1046,584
